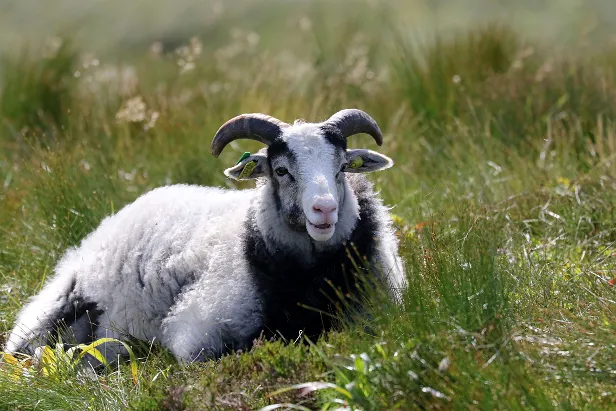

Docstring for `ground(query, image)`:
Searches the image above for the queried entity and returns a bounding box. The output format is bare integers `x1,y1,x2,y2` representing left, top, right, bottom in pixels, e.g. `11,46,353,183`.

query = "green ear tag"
236,152,251,165
349,157,364,169
238,160,257,179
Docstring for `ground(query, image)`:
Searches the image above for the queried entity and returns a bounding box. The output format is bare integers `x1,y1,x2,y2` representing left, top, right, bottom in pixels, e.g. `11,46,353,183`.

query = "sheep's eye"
275,167,288,177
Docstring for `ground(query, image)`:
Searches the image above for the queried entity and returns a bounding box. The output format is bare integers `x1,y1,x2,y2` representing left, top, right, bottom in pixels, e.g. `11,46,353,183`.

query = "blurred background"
1,0,616,55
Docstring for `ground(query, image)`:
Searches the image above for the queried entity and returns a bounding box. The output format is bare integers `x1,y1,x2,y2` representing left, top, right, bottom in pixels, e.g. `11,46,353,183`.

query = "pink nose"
312,199,337,216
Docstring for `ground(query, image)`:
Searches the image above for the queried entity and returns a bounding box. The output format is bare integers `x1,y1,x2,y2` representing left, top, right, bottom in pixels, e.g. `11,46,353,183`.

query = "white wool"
6,119,406,363
7,185,263,362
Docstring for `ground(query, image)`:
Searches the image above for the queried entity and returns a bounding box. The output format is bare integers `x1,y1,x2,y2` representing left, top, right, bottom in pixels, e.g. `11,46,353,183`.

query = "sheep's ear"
224,152,270,180
344,149,394,173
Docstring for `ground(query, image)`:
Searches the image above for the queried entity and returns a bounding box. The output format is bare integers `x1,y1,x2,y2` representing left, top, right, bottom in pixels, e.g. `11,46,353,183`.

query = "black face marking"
241,174,382,345
271,177,305,231
286,203,306,231
267,139,306,230
268,141,296,177
267,137,293,159
272,179,283,211
320,125,348,178
320,124,347,150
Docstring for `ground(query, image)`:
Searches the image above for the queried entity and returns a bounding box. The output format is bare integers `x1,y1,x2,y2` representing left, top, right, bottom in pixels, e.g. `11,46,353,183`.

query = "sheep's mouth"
306,220,336,241
310,222,332,230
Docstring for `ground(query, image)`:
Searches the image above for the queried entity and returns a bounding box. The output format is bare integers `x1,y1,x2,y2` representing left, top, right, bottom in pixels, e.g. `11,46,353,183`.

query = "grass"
1,1,616,409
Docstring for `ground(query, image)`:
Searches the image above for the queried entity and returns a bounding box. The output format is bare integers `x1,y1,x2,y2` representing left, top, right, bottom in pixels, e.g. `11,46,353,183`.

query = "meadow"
1,1,616,409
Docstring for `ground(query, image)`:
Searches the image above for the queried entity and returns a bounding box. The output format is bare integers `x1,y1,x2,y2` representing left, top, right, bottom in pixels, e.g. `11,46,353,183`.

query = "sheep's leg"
160,303,232,363
161,284,262,363
5,270,101,355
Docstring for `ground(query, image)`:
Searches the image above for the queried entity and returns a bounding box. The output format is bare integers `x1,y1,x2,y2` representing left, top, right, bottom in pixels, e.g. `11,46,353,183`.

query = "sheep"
5,109,406,363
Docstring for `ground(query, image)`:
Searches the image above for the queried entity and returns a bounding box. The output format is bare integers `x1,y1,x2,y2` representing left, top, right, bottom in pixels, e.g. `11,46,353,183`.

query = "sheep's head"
211,109,393,242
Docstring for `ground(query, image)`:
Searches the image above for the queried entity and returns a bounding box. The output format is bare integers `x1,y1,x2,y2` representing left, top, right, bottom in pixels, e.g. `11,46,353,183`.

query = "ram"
6,109,406,363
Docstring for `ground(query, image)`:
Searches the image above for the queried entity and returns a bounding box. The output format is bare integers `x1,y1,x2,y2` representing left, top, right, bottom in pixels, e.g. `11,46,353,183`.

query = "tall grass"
0,40,78,146
1,1,616,409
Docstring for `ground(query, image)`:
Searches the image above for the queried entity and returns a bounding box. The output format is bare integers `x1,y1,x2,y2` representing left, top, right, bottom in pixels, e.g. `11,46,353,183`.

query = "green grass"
1,1,616,409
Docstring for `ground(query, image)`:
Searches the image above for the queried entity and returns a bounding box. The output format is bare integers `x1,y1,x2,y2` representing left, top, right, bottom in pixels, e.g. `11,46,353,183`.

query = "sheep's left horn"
210,113,289,157
325,109,383,146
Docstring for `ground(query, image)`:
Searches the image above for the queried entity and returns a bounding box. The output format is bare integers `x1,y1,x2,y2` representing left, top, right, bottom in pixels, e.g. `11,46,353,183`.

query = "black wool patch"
242,174,382,344
14,280,104,355
54,281,104,346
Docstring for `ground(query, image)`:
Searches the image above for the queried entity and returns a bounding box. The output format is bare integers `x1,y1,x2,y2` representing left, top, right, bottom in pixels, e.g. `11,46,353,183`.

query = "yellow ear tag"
238,160,257,179
349,157,364,169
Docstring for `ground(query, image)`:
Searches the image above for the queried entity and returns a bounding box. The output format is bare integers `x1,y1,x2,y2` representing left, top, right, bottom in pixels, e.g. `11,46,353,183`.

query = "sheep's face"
225,123,393,242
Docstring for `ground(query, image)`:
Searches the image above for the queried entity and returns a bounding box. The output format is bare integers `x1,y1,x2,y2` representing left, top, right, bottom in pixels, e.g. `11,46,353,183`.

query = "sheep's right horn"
325,109,383,146
210,113,289,157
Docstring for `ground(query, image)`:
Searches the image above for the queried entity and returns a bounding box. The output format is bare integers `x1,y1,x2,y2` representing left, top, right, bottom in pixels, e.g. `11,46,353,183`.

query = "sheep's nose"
312,198,337,216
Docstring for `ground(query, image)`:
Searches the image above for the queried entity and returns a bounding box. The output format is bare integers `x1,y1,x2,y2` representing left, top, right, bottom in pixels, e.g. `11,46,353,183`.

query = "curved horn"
210,113,289,157
325,109,383,146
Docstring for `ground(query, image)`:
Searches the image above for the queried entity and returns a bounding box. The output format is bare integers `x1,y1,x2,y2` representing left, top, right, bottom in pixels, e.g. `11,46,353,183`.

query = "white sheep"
5,109,406,363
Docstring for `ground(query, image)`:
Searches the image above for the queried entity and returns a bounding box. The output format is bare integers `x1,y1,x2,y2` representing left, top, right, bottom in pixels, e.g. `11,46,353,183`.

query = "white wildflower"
116,96,147,123
438,356,451,372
